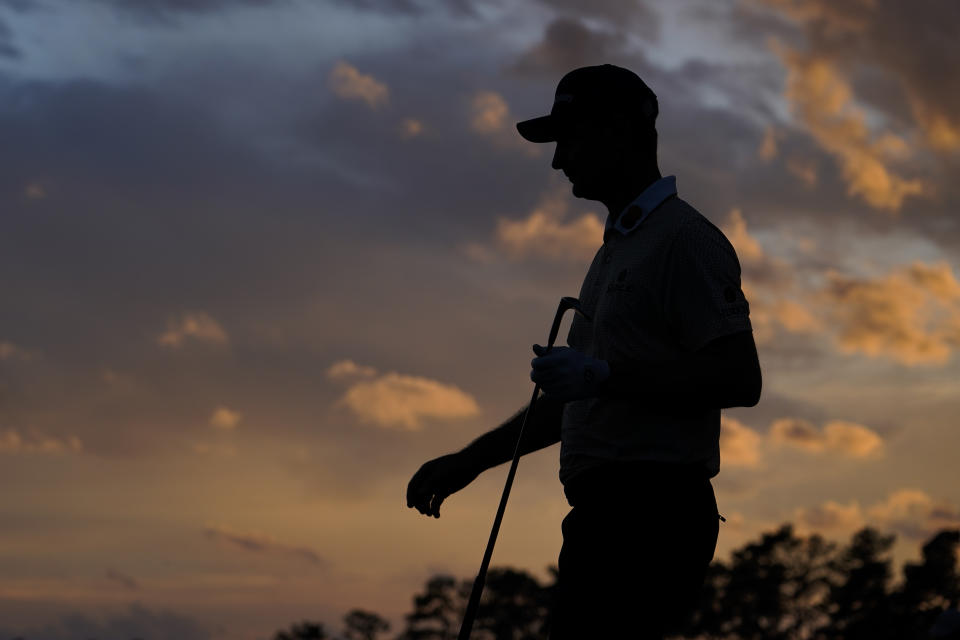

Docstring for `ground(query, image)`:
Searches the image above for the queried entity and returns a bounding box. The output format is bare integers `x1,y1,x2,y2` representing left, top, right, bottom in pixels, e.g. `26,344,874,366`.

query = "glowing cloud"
328,60,389,110
338,372,480,431
0,429,83,455
819,261,960,365
775,46,926,212
493,192,603,263
769,418,884,459
326,359,377,380
209,406,242,430
399,117,424,139
470,91,509,134
719,416,763,468
157,312,228,348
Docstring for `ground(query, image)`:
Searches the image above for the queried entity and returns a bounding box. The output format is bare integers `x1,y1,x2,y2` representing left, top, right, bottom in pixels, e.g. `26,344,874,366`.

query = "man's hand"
406,452,481,518
530,344,610,402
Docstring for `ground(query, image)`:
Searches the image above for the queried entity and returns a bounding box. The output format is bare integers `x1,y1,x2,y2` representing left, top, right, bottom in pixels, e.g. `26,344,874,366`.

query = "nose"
551,141,564,171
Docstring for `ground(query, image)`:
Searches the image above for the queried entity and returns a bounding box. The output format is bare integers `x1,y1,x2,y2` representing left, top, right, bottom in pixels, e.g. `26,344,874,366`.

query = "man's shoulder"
666,199,740,261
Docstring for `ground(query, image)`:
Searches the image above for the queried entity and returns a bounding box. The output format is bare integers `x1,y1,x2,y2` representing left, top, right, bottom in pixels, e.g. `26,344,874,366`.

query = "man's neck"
604,167,663,225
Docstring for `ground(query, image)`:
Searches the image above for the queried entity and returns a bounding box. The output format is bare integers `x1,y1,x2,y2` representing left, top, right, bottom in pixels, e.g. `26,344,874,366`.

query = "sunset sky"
2,0,959,638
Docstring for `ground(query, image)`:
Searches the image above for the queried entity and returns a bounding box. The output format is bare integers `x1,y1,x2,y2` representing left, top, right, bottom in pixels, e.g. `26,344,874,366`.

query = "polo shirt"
559,175,752,486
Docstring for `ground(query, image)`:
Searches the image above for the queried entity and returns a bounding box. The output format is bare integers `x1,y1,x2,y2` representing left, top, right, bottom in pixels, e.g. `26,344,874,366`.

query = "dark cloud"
203,524,328,567
94,0,292,27
105,567,140,590
0,16,19,58
507,17,631,76
0,602,212,640
536,0,660,40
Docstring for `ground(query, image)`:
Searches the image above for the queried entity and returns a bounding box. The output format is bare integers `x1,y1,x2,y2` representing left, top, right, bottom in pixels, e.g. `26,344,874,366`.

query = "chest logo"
606,268,634,293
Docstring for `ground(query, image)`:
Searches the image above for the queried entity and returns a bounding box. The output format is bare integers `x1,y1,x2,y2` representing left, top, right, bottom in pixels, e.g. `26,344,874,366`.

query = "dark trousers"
547,461,720,640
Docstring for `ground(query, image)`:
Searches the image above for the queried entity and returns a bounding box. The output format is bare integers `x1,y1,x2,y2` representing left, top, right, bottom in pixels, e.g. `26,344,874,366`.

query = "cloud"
488,191,604,263
0,340,34,362
469,91,509,135
157,312,228,348
0,602,211,640
105,567,140,591
758,0,960,155
785,154,818,188
0,429,83,455
721,414,883,470
719,208,821,346
794,489,960,541
203,523,327,566
817,260,960,365
867,489,960,540
509,17,629,76
328,60,389,110
535,0,661,38
398,117,424,139
793,499,864,533
0,15,18,59
24,180,46,199
336,370,480,431
326,359,378,380
757,125,779,161
774,45,927,212
209,406,241,430
719,416,763,468
769,417,884,459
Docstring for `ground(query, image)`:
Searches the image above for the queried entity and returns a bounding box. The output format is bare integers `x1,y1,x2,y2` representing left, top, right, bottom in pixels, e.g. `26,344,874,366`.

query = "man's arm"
597,329,761,409
458,392,564,474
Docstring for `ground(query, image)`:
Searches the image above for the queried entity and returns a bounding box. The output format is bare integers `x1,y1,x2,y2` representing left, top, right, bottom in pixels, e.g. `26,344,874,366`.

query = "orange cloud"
719,416,763,468
326,359,377,380
470,91,509,134
769,418,884,459
818,261,960,365
774,45,926,212
209,406,242,430
793,500,864,532
331,364,480,431
157,312,228,348
399,117,424,139
0,429,83,455
328,60,389,110
793,489,960,540
757,125,778,161
491,191,603,263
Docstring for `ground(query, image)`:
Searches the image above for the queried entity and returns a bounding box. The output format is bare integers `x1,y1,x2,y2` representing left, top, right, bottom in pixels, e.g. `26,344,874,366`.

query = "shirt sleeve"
661,218,752,353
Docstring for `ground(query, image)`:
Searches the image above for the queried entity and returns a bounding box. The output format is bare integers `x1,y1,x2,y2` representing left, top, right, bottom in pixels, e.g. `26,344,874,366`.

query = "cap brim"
516,115,556,143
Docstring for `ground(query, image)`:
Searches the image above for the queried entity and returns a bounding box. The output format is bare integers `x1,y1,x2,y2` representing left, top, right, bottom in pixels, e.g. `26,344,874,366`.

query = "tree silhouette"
272,524,960,640
274,620,329,639
820,526,897,639
343,608,391,640
397,574,469,639
889,529,960,639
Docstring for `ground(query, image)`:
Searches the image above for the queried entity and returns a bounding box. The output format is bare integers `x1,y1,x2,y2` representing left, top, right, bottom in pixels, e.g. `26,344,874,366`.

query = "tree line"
274,523,960,640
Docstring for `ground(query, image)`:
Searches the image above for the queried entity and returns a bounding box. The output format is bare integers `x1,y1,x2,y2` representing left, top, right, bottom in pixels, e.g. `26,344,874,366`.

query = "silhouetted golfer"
407,63,761,639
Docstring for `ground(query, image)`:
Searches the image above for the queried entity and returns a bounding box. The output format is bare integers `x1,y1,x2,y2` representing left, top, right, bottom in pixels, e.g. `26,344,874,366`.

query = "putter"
457,296,591,640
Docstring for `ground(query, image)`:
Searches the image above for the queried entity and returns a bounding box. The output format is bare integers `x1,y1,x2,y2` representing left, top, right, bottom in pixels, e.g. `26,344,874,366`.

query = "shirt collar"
604,175,678,240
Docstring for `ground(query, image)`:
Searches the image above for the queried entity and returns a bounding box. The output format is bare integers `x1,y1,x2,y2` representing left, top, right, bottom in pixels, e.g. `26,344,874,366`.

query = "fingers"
406,471,445,518
430,493,445,518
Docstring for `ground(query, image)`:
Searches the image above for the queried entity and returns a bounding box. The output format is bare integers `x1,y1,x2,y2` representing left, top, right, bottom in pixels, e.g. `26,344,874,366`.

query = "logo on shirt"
606,268,634,293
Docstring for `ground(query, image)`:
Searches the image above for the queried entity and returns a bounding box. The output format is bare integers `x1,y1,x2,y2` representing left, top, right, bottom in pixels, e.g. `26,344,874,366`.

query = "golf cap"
516,63,658,143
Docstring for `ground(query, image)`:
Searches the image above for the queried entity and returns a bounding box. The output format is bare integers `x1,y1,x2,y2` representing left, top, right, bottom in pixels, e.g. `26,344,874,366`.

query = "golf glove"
531,344,610,401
